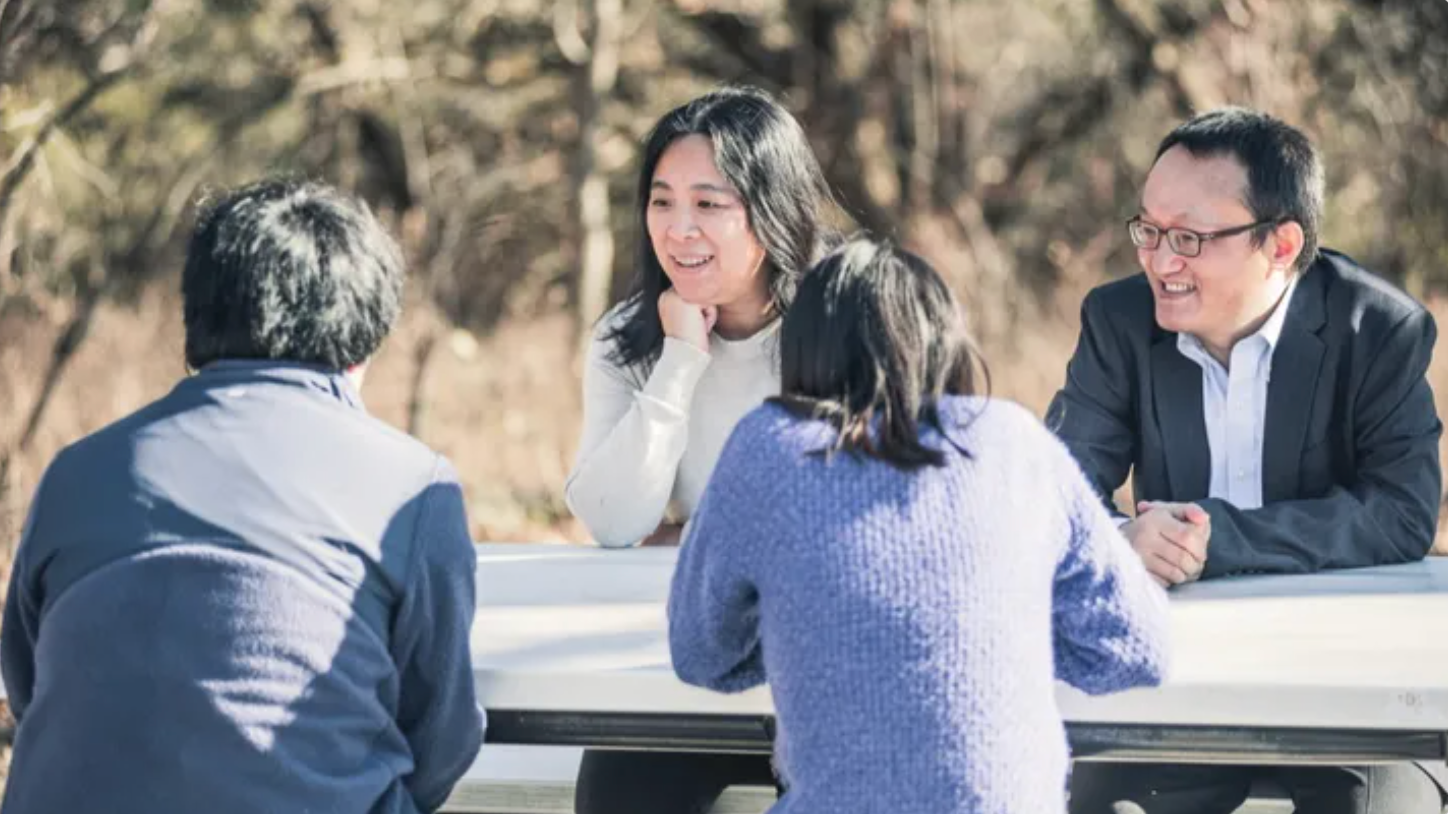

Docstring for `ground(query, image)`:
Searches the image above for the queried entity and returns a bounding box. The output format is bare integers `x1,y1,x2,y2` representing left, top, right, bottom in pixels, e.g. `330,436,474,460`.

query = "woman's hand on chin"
658,289,717,352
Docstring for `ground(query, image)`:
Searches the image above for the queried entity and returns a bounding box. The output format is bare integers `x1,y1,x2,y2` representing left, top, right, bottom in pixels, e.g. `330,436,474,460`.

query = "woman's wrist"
642,338,711,408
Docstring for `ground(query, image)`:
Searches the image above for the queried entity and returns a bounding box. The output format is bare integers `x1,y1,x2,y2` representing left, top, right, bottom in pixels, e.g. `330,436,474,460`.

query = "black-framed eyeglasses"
1126,216,1279,258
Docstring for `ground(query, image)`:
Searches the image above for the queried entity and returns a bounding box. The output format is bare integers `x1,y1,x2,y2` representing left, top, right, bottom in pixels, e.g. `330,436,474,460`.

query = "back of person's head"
609,85,839,367
773,238,989,470
182,178,405,371
1154,107,1324,273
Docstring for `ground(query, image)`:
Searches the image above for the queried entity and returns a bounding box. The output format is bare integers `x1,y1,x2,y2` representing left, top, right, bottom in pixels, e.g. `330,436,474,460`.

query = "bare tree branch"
572,0,623,352
0,65,129,225
669,5,793,84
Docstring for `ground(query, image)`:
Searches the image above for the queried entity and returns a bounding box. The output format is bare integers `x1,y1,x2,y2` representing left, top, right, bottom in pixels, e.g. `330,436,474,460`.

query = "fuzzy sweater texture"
669,397,1172,814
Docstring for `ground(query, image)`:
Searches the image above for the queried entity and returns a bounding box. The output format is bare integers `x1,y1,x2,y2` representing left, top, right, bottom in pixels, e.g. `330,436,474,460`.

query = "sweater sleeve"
565,326,712,548
391,458,485,813
1049,433,1172,696
667,415,767,693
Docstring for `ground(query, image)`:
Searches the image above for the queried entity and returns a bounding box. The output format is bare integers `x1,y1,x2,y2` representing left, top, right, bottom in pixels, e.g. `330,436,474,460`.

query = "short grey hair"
182,178,405,370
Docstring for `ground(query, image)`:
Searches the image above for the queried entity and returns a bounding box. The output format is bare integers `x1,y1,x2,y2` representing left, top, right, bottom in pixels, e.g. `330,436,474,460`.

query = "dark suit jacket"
1047,249,1442,579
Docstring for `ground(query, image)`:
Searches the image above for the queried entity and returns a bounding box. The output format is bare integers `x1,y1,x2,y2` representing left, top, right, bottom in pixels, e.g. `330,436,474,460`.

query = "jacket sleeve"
1,464,53,723
667,418,766,693
391,458,485,813
565,320,712,548
1045,289,1137,521
1200,308,1442,576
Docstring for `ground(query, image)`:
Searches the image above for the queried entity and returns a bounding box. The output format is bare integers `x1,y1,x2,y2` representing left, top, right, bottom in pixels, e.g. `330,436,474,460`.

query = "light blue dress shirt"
1175,277,1298,510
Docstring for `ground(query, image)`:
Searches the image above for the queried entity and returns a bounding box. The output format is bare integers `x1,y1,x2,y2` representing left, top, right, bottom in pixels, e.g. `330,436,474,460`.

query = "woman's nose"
665,207,701,240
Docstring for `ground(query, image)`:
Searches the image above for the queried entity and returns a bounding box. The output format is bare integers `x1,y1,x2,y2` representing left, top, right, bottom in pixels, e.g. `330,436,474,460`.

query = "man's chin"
1153,307,1195,335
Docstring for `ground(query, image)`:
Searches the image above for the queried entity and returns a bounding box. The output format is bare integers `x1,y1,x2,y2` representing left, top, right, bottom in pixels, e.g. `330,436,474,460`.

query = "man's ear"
1269,221,1306,272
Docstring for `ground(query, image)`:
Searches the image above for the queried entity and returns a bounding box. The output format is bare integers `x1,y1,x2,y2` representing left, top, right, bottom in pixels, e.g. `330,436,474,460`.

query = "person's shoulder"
945,396,1051,446
43,387,183,487
324,415,469,554
729,400,808,447
718,400,837,465
1314,249,1429,326
16,388,201,545
352,409,452,471
947,395,1083,470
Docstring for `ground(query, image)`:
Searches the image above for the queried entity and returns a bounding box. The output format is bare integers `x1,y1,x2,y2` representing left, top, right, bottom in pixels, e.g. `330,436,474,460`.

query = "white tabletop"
471,543,1448,733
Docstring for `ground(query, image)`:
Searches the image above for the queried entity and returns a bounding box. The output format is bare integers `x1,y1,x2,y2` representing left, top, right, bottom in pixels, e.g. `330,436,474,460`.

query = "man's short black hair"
182,178,404,371
1156,107,1325,273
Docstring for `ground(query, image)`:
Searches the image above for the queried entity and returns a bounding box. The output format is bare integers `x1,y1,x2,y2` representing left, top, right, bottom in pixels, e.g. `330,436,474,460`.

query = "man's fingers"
1153,541,1198,577
1158,516,1210,558
1141,500,1211,527
1180,503,1211,526
1132,505,1208,580
1146,551,1189,585
1160,533,1208,566
1134,524,1203,574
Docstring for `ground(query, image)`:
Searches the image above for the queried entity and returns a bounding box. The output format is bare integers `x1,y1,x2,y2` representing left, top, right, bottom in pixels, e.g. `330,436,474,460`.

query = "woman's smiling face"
645,134,768,309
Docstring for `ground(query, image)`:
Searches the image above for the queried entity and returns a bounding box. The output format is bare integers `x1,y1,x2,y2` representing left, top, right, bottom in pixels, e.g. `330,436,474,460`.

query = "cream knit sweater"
566,306,780,547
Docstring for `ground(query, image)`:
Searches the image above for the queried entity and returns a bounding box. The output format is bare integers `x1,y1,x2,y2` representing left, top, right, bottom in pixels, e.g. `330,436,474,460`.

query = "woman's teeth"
675,256,712,268
1163,282,1195,294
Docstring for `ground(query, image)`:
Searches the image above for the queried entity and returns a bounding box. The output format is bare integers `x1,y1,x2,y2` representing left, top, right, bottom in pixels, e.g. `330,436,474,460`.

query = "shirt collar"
187,359,366,411
1255,273,1299,352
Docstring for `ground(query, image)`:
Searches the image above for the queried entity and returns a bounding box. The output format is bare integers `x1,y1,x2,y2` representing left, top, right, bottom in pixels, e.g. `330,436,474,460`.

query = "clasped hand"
1122,500,1210,588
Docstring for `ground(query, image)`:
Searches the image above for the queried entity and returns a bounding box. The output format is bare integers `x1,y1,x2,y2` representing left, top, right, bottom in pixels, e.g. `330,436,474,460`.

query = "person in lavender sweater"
668,238,1172,814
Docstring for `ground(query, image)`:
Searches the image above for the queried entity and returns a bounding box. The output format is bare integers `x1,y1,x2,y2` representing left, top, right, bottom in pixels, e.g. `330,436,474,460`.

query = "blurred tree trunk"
0,0,41,85
564,0,622,357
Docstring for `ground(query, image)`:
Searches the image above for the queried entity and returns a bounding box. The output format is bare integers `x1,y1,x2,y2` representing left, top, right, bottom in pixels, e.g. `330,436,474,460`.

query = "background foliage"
3,0,1447,549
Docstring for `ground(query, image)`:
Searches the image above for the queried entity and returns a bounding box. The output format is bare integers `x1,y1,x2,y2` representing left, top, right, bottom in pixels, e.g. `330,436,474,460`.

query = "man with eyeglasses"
1049,108,1445,813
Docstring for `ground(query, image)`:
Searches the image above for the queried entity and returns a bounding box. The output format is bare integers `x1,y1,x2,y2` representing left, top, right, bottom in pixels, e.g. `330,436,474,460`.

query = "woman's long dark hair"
771,238,991,470
606,86,839,369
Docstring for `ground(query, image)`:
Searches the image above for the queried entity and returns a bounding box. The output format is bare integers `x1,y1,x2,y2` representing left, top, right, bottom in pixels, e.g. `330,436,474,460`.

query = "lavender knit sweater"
668,397,1170,814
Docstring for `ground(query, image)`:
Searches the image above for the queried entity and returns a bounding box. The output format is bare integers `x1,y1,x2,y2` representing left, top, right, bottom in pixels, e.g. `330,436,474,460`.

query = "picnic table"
444,543,1448,812
5,541,1442,812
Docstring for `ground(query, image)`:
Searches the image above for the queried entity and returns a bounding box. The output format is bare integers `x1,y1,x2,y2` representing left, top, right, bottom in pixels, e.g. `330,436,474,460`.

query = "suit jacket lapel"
1263,270,1327,503
1151,338,1210,501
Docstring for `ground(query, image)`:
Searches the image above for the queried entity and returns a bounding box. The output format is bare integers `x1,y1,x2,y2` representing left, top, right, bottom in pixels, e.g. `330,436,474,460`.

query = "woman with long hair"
566,86,840,813
669,238,1171,813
